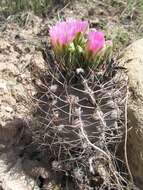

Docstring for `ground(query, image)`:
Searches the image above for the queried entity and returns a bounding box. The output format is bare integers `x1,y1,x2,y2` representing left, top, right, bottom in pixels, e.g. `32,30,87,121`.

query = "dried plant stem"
78,107,110,160
124,88,134,187
78,106,125,190
81,75,127,189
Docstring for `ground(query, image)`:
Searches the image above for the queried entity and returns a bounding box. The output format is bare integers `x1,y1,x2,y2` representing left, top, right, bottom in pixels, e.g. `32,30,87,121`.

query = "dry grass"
0,0,52,15
0,0,72,15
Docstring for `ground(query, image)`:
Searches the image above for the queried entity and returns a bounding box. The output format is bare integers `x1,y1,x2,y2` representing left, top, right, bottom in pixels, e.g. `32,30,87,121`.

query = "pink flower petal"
87,31,105,54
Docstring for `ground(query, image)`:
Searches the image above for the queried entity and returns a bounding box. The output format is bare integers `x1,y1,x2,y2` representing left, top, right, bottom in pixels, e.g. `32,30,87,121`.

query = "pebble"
5,106,13,113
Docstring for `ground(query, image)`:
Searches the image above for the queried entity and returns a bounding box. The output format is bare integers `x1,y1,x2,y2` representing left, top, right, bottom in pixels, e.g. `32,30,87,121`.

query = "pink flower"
49,20,88,47
87,31,105,54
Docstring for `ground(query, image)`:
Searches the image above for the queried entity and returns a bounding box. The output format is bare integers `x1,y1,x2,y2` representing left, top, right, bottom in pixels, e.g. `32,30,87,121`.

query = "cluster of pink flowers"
49,20,88,46
49,19,112,64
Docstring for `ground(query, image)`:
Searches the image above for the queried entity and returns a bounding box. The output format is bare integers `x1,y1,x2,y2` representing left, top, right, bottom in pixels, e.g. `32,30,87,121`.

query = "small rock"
5,106,13,113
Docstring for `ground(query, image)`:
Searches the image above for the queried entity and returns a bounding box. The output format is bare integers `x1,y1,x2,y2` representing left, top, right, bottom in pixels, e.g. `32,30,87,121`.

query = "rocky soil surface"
0,13,48,190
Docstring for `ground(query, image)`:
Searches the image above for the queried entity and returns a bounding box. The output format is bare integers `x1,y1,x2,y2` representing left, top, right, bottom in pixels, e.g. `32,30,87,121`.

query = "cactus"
31,62,129,189
31,20,131,189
